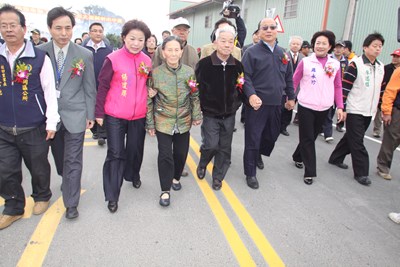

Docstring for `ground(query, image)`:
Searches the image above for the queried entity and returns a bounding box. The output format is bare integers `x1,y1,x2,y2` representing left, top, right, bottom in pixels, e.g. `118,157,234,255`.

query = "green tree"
106,33,122,50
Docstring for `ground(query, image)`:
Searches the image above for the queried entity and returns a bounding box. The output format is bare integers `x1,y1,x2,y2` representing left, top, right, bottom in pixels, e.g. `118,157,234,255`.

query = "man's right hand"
382,114,391,126
249,94,262,110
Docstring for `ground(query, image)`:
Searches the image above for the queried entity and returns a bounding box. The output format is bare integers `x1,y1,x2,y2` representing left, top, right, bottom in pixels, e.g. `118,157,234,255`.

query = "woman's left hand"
337,109,346,123
192,120,202,126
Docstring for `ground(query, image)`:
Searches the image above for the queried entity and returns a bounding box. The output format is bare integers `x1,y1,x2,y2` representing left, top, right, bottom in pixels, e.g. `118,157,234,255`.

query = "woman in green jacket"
146,36,202,207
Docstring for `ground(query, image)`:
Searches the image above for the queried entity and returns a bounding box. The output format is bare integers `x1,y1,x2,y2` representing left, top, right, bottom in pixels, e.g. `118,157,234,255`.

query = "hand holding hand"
96,118,104,126
46,130,56,141
249,94,262,110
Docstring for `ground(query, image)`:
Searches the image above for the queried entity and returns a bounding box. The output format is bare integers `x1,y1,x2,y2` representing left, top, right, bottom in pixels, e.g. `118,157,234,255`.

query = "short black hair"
47,7,75,28
89,22,103,31
0,4,26,27
362,32,385,47
161,36,183,50
162,30,170,36
147,34,158,46
310,30,336,54
81,32,88,38
210,17,237,42
343,40,352,51
121,19,151,43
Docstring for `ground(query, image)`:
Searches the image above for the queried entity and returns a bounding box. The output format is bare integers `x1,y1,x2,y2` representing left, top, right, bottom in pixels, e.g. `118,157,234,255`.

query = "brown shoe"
377,171,392,180
0,214,23,230
33,201,50,215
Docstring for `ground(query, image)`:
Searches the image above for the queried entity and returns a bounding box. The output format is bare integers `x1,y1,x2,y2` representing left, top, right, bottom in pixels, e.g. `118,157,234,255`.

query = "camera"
219,0,241,18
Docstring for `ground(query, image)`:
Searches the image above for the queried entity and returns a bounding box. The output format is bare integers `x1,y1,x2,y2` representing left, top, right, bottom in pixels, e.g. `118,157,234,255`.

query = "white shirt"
87,39,105,51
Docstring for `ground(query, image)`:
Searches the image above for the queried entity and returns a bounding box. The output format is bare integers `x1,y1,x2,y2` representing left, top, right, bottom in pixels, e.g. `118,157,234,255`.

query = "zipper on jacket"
370,64,376,115
175,71,179,132
222,61,227,114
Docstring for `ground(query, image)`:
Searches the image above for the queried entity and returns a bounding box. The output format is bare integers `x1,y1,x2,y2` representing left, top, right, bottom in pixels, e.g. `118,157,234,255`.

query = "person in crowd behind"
195,25,244,190
321,40,348,142
242,29,259,56
372,49,400,138
200,16,246,61
74,37,82,45
343,40,358,62
146,36,202,206
0,4,59,230
242,17,295,189
95,19,152,213
281,35,304,136
152,17,199,178
161,30,170,41
143,34,157,59
38,7,97,219
81,32,89,41
376,66,400,180
30,28,43,46
291,31,344,185
84,22,113,146
329,33,385,186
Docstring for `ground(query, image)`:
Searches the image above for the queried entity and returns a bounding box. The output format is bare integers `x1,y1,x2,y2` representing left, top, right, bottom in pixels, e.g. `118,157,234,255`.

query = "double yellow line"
188,136,285,267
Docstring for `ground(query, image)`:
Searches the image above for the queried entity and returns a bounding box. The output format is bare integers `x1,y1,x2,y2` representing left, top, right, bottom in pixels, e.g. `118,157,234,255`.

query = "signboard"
274,15,284,33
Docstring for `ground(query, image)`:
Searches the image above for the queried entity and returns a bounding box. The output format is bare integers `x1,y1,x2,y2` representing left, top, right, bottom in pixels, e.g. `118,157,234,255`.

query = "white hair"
289,35,303,45
215,25,236,40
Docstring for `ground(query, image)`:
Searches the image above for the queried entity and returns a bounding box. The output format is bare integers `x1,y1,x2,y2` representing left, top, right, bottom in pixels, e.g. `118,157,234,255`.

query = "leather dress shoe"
196,166,206,179
246,176,259,189
132,180,142,189
281,130,290,136
329,161,348,169
212,179,222,190
33,201,50,215
159,192,170,207
65,207,79,219
304,177,313,185
98,138,106,146
107,201,118,213
354,176,371,186
0,214,23,230
171,181,182,191
256,155,264,170
181,168,189,177
294,161,304,169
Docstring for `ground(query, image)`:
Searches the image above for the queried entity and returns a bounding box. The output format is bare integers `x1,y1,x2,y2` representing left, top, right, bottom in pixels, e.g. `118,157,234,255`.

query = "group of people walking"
0,2,399,231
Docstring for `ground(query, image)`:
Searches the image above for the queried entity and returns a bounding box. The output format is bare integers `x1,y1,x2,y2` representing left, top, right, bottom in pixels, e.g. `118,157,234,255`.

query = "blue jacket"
84,43,113,88
242,41,294,105
0,41,47,128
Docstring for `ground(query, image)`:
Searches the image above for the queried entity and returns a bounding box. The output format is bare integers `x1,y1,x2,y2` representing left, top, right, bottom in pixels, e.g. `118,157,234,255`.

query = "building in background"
169,0,399,64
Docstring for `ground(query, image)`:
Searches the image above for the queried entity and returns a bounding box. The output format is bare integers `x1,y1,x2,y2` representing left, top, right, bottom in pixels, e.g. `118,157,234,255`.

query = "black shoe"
92,133,98,140
246,176,259,189
181,168,189,177
107,201,118,213
196,166,206,179
159,192,170,207
212,179,222,190
65,207,79,219
171,181,182,191
256,155,264,170
132,180,142,189
304,177,313,185
294,161,304,169
328,161,348,169
293,116,299,125
336,125,343,132
354,176,371,186
281,130,290,136
98,138,106,146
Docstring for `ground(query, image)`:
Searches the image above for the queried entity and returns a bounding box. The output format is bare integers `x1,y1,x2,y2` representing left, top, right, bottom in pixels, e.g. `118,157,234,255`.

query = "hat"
301,41,311,49
172,17,190,29
31,29,40,35
391,49,400,56
335,40,346,47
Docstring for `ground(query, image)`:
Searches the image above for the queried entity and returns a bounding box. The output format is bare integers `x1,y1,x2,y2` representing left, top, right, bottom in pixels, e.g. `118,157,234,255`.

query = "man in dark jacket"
242,17,295,189
195,25,244,190
84,22,113,146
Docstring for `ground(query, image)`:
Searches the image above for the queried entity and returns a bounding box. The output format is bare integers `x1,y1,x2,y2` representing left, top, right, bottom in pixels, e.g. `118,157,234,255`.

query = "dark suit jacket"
289,51,304,73
38,41,96,133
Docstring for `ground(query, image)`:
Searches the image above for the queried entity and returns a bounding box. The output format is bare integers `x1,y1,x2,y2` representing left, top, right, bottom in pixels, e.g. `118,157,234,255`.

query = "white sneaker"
325,136,334,143
388,213,400,224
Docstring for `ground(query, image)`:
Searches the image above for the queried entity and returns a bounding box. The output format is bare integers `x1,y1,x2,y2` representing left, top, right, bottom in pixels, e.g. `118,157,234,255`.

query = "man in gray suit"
38,7,96,219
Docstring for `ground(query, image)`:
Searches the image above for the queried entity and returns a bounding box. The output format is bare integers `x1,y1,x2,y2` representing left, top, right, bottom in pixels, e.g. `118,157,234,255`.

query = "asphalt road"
1,113,400,267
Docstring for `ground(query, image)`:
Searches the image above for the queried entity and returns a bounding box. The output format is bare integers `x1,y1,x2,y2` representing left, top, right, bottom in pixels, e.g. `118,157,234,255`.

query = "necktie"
293,52,297,64
57,49,64,75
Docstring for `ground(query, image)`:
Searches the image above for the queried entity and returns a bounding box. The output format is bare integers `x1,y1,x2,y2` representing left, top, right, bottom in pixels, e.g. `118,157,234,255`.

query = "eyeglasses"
0,23,20,30
261,25,277,31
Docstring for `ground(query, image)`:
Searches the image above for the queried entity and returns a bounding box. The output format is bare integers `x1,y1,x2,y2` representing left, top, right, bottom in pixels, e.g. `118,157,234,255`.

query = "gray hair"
289,35,303,45
215,25,236,40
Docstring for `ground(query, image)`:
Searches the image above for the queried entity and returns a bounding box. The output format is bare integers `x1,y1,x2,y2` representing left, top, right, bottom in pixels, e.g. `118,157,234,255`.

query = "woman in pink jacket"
95,20,152,212
291,30,344,185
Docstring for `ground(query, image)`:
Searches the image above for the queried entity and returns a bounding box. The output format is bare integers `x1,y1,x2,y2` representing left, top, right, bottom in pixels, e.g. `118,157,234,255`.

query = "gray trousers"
199,115,235,181
377,107,400,173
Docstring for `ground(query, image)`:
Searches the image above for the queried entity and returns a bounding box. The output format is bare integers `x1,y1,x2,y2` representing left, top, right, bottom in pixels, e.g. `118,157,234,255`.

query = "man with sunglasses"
241,18,295,189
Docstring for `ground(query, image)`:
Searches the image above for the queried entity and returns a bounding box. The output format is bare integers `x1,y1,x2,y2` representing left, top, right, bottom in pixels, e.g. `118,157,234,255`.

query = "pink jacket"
294,54,343,111
100,48,151,120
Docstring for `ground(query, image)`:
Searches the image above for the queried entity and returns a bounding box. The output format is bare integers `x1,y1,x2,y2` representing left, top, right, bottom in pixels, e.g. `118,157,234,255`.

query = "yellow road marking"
84,134,92,139
186,155,256,267
84,141,98,146
17,190,86,267
190,137,285,267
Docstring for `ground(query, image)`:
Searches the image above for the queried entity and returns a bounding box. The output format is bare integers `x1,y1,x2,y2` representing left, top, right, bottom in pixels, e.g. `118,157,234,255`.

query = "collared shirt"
4,43,25,71
262,40,276,52
87,39,105,51
53,42,70,60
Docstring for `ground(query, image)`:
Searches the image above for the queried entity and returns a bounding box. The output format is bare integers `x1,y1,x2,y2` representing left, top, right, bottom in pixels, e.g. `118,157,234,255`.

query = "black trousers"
243,104,281,176
90,121,107,139
103,116,145,202
51,123,85,208
292,105,329,177
199,115,235,181
329,114,372,177
156,131,189,192
0,125,51,215
281,95,293,131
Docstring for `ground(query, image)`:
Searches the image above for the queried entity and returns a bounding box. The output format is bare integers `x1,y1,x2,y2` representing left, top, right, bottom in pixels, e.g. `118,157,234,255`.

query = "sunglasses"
261,25,277,31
